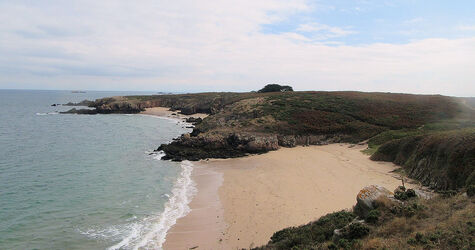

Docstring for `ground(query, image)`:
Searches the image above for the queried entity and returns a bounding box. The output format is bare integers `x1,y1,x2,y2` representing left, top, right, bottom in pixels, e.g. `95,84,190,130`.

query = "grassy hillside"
255,193,474,250
72,90,474,249
75,91,474,189
154,91,466,161
370,129,475,190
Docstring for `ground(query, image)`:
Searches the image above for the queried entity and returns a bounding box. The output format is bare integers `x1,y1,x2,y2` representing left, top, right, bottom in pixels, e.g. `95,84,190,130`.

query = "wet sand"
163,144,416,249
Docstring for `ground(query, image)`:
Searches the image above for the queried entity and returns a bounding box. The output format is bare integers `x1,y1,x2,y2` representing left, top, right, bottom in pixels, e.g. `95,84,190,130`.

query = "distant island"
62,84,475,249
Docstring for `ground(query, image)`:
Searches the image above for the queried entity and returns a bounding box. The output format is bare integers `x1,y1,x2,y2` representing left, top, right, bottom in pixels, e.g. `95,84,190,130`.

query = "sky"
0,0,474,96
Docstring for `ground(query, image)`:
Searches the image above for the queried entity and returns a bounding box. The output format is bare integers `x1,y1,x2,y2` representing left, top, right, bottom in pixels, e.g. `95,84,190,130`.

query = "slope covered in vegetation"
68,90,474,191
66,90,474,249
156,91,464,161
370,129,475,190
255,192,474,250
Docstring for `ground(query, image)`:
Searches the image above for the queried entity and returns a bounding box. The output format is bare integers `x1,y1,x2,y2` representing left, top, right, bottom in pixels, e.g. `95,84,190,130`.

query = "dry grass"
361,194,474,249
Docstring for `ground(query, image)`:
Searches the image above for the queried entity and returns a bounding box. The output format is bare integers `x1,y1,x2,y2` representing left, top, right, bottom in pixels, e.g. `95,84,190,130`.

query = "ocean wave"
106,160,197,250
152,151,166,161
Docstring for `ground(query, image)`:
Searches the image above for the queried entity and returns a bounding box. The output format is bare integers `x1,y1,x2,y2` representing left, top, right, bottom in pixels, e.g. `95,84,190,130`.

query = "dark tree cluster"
257,84,293,93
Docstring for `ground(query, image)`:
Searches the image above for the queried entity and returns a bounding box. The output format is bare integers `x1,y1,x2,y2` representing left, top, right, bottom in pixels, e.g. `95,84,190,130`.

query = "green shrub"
467,185,475,197
366,210,380,224
406,189,416,198
394,190,409,201
346,223,370,239
266,211,355,249
336,238,351,249
257,84,293,93
407,238,417,245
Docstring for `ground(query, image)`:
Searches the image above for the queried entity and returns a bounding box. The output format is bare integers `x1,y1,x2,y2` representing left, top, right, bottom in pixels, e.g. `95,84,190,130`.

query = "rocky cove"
61,91,475,194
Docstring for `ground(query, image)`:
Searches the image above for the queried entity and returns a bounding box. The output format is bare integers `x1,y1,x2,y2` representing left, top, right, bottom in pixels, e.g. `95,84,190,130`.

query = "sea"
0,89,196,250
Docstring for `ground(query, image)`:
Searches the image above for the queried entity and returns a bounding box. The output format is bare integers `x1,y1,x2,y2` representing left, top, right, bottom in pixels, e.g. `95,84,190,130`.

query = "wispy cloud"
0,0,474,96
296,22,356,39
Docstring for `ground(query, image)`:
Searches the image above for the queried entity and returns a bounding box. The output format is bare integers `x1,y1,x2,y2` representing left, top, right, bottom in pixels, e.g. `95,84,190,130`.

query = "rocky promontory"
61,90,474,192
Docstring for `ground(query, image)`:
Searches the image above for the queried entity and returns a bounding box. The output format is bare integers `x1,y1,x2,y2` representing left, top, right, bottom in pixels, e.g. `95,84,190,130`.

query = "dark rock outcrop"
157,132,350,161
63,100,94,106
157,132,280,161
185,117,202,125
60,108,98,114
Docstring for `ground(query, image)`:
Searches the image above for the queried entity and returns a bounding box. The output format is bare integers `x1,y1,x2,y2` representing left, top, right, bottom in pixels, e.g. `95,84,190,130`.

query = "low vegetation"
370,128,475,190
63,88,474,249
257,84,294,93
70,90,473,178
255,191,474,250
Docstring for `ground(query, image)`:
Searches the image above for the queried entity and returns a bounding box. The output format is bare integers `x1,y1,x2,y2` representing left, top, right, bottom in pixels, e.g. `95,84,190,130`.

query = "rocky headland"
61,88,474,249
63,90,474,193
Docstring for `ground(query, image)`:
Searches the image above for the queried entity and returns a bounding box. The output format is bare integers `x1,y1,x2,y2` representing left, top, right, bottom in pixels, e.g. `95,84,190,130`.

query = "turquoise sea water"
0,90,194,249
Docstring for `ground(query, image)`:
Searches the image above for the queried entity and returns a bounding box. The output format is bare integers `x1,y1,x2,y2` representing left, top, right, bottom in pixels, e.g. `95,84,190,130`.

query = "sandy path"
162,144,416,249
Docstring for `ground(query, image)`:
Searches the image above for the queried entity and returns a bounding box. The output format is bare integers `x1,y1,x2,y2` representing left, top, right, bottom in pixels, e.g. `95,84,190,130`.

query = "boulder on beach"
354,185,393,217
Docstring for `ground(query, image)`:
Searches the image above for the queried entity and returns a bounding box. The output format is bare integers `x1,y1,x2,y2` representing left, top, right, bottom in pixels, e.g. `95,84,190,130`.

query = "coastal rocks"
354,185,393,217
185,117,203,125
157,132,280,161
61,98,143,114
95,101,143,113
277,134,347,147
63,100,94,106
277,135,296,147
60,108,98,115
158,131,351,161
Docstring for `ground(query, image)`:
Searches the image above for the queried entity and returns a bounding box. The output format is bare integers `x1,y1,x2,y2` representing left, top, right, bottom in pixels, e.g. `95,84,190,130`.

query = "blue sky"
0,0,474,96
262,0,475,45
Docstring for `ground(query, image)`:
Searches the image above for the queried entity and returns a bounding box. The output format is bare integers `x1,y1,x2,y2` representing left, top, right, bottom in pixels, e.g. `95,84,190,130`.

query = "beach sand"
163,144,417,249
141,107,208,120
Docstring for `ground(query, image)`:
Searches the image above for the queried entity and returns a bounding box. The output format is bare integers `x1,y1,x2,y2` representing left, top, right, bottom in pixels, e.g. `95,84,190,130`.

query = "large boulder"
355,185,393,217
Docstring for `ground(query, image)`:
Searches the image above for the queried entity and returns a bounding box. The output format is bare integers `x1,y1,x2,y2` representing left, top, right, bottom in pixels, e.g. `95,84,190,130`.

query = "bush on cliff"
257,84,293,93
254,211,355,249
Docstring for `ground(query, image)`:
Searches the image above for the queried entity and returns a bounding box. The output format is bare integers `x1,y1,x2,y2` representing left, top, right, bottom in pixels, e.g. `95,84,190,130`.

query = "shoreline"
140,107,209,120
139,108,420,249
162,144,419,249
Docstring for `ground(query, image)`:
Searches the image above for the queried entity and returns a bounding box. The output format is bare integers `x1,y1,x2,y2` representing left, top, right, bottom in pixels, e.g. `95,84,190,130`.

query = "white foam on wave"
107,160,197,250
152,151,166,161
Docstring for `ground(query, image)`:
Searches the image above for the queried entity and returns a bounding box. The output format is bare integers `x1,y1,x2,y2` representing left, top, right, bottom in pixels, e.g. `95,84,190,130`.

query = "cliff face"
371,129,475,190
157,132,348,161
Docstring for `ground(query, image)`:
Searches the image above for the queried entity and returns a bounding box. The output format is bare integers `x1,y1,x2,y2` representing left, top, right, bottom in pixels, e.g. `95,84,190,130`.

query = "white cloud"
0,0,474,96
296,22,356,39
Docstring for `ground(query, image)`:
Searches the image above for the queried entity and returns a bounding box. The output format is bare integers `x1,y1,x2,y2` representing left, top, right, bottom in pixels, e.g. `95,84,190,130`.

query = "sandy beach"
141,107,208,120
162,144,417,249
142,107,419,249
